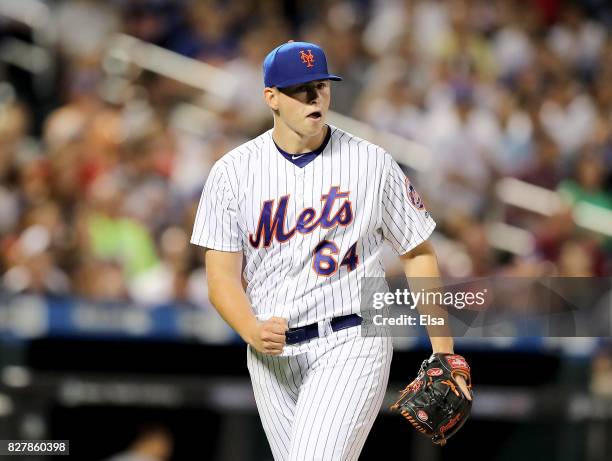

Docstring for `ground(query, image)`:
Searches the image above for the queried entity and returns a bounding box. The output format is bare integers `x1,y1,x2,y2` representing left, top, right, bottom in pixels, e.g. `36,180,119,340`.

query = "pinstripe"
309,334,369,457
256,357,290,457
334,336,384,459
344,137,359,316
283,333,391,461
343,337,393,460
260,355,293,447
271,355,299,408
286,356,301,397
331,132,345,316
199,166,222,244
261,141,273,313
247,347,287,459
281,156,292,311
293,339,340,457
268,143,287,317
329,338,380,459
292,338,353,457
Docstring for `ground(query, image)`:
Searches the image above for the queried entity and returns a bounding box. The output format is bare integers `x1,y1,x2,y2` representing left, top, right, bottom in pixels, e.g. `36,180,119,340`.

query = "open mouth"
307,111,322,120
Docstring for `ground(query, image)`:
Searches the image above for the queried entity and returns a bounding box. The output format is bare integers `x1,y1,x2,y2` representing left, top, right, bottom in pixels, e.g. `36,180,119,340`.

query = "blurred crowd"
0,0,611,307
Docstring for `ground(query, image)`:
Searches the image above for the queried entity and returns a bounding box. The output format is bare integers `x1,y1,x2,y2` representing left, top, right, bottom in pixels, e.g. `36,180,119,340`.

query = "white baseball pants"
247,330,393,461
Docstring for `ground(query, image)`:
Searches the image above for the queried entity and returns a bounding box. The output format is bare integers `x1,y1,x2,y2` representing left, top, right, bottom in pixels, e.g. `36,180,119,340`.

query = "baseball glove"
390,353,472,446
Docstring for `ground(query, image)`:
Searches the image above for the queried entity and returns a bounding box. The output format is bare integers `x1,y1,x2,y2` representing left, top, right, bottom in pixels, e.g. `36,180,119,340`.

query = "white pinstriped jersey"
191,125,435,339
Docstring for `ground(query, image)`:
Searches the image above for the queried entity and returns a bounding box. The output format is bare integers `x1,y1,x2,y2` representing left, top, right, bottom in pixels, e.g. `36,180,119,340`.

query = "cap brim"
273,73,343,89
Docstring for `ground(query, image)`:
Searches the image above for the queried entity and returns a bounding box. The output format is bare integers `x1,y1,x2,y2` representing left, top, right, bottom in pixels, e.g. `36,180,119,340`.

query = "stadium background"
0,0,611,459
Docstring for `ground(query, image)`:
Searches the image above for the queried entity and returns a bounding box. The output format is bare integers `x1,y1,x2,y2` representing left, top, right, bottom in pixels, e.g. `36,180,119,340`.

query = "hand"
248,317,288,355
432,347,472,401
455,375,472,401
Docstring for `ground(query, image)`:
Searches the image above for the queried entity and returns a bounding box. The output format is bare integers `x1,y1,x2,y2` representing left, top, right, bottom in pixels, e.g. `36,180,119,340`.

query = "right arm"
205,249,287,355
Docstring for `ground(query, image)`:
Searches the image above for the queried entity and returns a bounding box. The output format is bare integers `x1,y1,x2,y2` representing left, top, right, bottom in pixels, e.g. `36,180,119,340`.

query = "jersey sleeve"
190,161,243,252
381,153,436,255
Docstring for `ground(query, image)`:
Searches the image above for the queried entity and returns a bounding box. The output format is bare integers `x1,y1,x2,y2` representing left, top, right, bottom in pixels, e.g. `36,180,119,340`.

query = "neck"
272,118,328,154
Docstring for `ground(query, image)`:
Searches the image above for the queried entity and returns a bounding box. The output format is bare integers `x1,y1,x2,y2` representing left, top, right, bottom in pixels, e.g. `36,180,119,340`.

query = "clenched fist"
249,317,288,355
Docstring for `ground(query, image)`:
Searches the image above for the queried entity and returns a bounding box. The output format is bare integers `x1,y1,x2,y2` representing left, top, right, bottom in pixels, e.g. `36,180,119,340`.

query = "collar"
273,126,332,168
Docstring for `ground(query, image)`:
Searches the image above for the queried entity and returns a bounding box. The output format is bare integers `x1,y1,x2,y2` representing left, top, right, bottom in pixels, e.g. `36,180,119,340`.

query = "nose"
306,86,320,103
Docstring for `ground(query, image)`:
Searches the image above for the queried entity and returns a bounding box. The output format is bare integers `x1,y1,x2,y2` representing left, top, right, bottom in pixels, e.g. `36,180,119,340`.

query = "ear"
263,87,279,111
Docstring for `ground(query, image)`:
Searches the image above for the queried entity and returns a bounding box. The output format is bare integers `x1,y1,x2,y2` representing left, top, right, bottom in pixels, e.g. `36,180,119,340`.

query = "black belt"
285,314,362,345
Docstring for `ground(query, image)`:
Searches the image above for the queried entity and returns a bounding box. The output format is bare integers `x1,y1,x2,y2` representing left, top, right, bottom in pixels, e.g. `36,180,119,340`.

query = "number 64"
312,240,358,276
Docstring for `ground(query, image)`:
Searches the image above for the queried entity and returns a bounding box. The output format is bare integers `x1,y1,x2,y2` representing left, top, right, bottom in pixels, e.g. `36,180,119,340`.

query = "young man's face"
267,80,331,137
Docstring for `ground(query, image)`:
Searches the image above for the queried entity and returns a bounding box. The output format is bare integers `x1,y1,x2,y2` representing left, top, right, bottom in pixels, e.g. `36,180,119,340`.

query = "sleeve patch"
405,177,426,211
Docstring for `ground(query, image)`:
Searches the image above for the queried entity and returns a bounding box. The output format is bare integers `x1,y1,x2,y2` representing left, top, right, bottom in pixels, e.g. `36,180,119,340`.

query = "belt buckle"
318,319,333,338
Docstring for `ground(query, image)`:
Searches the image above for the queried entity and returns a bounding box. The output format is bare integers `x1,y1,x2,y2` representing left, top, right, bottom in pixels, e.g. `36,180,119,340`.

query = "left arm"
400,240,471,399
377,153,470,399
399,240,453,354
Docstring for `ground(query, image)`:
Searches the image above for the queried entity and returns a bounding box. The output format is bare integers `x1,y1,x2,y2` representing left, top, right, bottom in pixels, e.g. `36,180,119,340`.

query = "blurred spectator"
591,347,612,398
2,224,71,295
220,27,277,130
517,131,562,190
53,0,120,60
588,345,612,461
128,226,190,306
75,258,128,301
442,213,495,276
492,89,533,176
76,174,159,281
181,0,240,63
546,3,606,75
557,238,598,277
361,75,424,140
558,150,612,210
0,101,33,235
492,1,535,79
424,83,499,216
435,1,497,81
103,423,173,461
539,77,596,158
119,0,189,56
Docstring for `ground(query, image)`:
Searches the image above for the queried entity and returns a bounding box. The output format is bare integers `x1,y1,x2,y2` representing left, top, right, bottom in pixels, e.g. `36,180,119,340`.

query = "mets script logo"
299,50,315,68
249,186,353,248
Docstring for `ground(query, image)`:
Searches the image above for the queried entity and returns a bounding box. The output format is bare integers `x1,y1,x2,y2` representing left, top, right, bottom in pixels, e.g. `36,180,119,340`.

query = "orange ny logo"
299,50,315,68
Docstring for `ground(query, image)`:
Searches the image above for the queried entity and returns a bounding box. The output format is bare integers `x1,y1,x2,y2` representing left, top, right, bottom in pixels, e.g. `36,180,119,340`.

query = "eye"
316,82,327,90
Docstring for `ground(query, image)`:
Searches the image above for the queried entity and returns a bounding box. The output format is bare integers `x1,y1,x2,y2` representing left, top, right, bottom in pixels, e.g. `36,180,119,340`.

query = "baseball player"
191,41,471,460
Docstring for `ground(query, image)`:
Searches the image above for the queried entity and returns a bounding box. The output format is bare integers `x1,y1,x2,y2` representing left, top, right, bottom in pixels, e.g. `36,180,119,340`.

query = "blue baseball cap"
263,41,342,88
